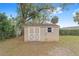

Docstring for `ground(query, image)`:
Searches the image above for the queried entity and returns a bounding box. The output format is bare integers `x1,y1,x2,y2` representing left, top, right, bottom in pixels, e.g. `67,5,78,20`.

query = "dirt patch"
0,36,77,56
48,47,74,56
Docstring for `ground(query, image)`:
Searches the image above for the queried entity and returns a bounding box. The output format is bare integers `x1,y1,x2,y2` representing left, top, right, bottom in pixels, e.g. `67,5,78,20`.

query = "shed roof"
24,24,59,28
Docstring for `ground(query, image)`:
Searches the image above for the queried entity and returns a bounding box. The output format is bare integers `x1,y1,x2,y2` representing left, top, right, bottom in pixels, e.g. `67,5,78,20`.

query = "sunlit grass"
59,36,79,55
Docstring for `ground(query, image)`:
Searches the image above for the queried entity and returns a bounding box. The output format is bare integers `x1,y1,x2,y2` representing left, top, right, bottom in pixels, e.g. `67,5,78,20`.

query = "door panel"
28,27,40,41
29,33,34,41
28,27,34,41
34,27,40,41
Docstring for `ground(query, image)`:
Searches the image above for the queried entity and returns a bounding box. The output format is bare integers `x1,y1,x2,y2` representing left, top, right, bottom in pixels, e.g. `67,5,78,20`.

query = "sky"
0,3,17,17
0,3,79,28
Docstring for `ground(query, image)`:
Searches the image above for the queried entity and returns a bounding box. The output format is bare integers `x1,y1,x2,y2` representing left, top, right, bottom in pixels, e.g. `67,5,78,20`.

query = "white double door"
28,27,40,41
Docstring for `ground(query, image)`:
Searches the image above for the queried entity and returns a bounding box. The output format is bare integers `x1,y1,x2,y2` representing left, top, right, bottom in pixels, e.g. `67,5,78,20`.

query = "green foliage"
0,13,16,40
73,12,79,24
60,29,79,36
51,16,58,24
17,3,55,24
16,3,56,35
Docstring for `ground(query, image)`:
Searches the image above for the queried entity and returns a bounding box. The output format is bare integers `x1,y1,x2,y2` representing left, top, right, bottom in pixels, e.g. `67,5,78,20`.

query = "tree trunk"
19,3,27,36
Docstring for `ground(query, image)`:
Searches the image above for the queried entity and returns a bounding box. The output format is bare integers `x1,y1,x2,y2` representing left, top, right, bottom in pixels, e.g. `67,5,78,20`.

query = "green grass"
59,36,79,55
0,36,79,55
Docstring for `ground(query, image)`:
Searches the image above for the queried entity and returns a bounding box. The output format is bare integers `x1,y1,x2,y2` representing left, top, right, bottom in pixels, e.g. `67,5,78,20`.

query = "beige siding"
46,27,59,41
24,25,59,42
40,27,47,41
24,27,28,41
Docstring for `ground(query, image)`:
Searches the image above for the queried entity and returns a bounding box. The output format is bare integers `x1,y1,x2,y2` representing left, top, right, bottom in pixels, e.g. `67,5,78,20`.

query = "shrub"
60,29,79,36
0,13,16,40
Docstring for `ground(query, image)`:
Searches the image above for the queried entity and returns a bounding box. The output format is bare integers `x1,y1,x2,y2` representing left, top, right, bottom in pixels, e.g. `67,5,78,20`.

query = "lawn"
0,36,79,56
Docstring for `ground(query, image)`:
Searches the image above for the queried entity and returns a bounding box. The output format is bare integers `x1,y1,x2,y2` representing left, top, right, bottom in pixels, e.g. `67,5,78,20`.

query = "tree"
18,3,74,24
73,12,79,24
0,12,7,22
51,16,58,24
17,3,74,36
16,3,55,35
0,13,15,40
17,3,55,24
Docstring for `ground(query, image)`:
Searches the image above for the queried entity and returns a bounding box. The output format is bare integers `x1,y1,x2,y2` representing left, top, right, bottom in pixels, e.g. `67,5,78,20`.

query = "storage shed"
24,24,59,42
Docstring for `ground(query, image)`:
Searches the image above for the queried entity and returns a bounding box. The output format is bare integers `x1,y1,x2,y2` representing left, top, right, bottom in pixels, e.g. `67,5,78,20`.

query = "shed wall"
24,26,59,42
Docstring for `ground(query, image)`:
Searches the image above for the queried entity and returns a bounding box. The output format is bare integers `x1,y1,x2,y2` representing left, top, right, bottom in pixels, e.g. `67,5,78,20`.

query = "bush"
0,13,16,40
60,29,79,36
